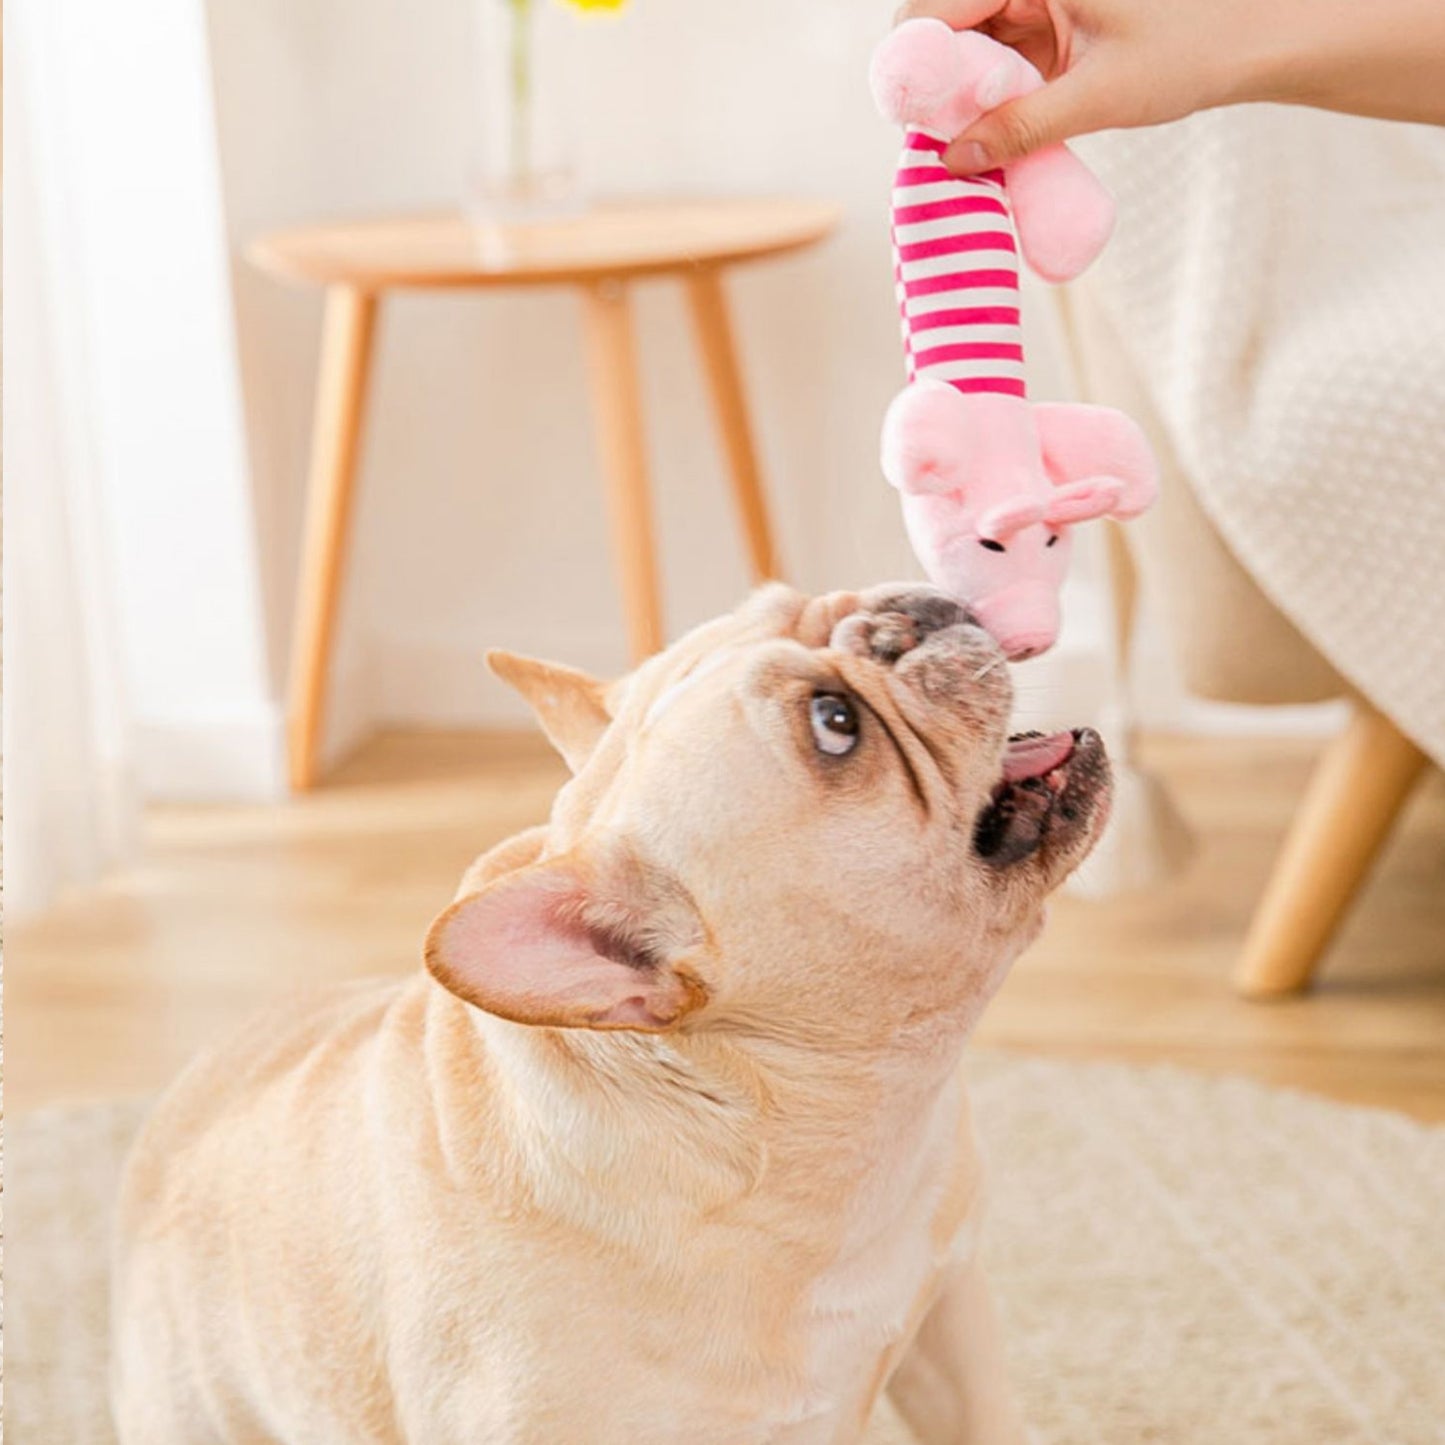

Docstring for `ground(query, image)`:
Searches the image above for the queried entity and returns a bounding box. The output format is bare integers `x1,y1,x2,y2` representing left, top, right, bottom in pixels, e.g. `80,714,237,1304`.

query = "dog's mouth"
972,728,1109,868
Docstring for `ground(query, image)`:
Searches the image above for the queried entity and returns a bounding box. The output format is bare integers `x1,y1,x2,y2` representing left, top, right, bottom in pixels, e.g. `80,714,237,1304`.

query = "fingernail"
949,140,991,175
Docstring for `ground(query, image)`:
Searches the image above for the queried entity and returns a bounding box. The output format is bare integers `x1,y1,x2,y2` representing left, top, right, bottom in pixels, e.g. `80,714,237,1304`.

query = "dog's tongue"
1002,731,1075,782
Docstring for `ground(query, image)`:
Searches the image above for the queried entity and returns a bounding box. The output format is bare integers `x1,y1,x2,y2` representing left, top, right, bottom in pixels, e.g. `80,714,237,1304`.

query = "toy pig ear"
881,379,973,497
1034,403,1159,518
425,844,709,1032
1044,477,1125,527
978,496,1046,542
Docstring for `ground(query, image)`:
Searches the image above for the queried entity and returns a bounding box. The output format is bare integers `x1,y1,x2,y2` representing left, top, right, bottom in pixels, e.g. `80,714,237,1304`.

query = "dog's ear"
425,841,709,1031
487,650,611,773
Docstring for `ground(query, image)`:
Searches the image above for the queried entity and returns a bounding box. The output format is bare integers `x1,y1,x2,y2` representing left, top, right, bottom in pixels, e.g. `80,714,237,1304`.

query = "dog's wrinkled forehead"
728,582,975,653
617,583,1007,756
629,584,979,699
608,584,805,725
796,586,975,653
628,586,817,729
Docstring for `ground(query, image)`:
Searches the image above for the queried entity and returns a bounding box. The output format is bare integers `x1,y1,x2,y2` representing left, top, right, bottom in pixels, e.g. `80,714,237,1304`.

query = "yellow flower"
563,0,629,10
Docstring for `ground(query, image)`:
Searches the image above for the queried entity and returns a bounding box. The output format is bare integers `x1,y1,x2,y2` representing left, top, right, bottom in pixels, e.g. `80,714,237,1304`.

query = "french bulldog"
112,583,1110,1444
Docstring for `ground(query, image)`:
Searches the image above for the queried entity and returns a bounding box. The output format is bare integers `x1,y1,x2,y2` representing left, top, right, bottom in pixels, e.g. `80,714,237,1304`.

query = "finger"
894,0,1004,29
943,64,1114,171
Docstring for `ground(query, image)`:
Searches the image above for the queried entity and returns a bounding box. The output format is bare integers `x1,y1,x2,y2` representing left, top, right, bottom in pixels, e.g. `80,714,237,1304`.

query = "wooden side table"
250,198,840,790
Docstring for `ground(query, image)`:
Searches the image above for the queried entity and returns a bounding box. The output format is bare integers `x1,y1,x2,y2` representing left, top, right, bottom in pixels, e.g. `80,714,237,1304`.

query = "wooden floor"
8,730,1445,1119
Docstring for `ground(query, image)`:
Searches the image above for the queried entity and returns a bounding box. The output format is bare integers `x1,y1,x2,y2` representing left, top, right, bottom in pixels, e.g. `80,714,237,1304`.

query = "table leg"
287,284,379,791
580,280,664,664
685,268,782,583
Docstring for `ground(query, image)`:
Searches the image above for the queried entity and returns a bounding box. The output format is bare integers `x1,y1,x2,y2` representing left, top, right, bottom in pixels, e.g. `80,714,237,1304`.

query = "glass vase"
469,0,584,223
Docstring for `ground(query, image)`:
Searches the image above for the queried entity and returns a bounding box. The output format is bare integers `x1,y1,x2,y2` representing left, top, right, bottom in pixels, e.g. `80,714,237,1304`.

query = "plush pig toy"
872,19,1157,659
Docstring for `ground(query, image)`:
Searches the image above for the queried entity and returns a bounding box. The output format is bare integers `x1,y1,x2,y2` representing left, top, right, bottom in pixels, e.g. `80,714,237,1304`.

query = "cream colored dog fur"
112,584,1110,1444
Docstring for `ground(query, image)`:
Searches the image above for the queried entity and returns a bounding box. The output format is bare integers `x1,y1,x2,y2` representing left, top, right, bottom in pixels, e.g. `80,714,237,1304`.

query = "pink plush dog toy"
872,19,1158,660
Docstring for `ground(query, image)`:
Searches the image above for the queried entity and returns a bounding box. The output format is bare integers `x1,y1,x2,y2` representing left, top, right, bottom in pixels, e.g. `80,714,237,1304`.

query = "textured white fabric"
1073,107,1445,765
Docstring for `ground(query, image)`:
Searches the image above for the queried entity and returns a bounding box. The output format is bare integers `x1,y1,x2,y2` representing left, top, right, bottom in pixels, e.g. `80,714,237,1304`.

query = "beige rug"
9,1056,1445,1443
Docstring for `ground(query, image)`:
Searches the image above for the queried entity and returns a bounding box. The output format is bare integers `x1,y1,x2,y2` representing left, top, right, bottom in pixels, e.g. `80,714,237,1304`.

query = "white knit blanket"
1074,107,1445,766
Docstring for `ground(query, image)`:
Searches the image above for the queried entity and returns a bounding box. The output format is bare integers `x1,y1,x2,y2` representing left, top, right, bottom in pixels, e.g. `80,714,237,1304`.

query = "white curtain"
3,21,138,920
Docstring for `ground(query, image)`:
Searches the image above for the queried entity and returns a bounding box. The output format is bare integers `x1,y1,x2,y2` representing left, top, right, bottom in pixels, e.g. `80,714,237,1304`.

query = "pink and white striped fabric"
892,129,1027,399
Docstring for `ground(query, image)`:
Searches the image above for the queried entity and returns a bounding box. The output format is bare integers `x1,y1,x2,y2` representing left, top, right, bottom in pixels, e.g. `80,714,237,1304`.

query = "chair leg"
287,285,379,792
580,280,664,665
1234,699,1429,998
685,268,783,584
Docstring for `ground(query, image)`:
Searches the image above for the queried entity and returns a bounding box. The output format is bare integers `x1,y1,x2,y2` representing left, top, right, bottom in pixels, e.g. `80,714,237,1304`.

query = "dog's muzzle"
973,727,1110,867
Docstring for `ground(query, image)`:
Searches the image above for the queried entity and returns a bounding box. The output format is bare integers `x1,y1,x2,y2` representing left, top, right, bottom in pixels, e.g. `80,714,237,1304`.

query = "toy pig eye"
979,539,1006,553
1046,533,1060,548
809,692,860,757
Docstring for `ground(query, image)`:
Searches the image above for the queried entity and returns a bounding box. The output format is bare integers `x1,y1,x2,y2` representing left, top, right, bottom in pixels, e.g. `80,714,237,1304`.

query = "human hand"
893,0,1249,174
895,0,1445,175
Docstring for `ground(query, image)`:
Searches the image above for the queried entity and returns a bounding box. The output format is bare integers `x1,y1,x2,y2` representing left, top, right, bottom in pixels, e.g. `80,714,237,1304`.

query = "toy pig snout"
971,580,1061,661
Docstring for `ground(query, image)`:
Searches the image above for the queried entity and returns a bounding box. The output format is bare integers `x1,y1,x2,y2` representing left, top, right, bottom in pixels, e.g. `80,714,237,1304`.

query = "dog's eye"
810,692,860,756
979,538,1006,553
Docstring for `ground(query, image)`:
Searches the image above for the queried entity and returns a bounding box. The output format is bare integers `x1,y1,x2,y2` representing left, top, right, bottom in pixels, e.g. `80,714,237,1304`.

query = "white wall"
205,0,1114,759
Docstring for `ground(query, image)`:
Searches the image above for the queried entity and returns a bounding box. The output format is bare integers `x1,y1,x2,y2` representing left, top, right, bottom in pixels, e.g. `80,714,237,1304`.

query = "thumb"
945,64,1110,173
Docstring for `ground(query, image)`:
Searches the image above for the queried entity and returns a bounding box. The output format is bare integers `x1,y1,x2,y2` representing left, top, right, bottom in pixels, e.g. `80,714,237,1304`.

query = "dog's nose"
831,587,982,663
